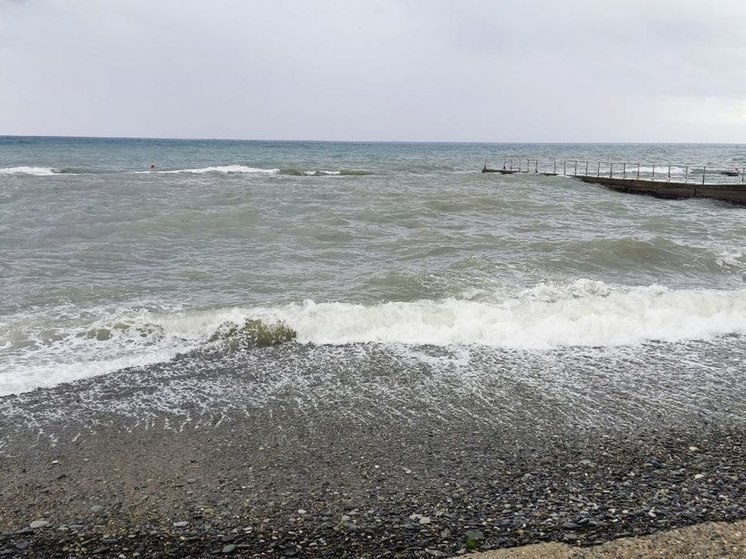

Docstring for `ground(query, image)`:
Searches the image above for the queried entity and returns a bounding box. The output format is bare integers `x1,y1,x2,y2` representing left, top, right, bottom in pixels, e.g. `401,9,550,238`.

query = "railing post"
564,161,567,175
684,166,688,183
623,163,626,178
702,167,706,185
585,161,588,176
652,164,655,181
610,163,613,178
597,162,600,177
668,165,671,182
637,163,640,180
574,161,577,175
554,161,557,175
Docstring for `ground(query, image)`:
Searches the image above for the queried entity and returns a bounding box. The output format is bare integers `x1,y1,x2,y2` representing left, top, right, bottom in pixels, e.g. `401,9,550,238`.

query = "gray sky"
2,0,746,142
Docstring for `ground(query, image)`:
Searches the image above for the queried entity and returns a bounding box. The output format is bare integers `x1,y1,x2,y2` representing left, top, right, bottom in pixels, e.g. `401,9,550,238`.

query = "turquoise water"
1,137,745,397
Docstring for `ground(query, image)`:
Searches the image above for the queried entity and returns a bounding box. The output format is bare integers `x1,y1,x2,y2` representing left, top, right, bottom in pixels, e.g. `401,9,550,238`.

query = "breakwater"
483,159,746,205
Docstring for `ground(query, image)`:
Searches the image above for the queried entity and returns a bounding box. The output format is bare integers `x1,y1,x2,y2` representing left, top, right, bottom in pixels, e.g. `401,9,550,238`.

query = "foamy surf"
3,281,744,396
154,167,367,176
160,165,280,174
0,166,57,176
255,281,746,348
0,304,233,397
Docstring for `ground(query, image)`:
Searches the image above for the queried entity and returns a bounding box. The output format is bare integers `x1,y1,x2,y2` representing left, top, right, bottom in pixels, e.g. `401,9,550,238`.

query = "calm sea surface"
1,137,745,423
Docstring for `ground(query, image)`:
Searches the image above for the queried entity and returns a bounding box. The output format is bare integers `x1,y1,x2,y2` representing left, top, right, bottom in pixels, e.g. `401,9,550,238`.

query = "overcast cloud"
2,0,745,142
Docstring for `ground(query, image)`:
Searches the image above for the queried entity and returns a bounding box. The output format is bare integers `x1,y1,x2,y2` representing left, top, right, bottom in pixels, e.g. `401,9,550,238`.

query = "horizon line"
1,134,745,146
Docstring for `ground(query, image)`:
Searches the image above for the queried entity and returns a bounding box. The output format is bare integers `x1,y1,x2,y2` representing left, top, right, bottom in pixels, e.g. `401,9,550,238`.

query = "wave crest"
4,281,746,396
160,165,280,175
250,282,746,349
0,166,57,176
281,168,371,176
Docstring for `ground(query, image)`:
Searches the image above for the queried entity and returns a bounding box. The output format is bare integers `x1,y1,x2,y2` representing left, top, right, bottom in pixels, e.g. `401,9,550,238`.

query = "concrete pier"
484,158,746,206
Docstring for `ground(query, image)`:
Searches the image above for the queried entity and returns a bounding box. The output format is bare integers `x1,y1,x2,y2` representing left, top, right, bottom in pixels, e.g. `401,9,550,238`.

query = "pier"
482,158,746,205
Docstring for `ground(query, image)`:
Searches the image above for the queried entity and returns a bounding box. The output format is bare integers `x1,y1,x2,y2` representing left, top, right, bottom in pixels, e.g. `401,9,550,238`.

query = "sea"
1,137,745,434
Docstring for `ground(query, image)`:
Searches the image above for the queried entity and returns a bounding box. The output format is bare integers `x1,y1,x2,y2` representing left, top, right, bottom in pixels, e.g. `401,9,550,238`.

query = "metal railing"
494,158,745,185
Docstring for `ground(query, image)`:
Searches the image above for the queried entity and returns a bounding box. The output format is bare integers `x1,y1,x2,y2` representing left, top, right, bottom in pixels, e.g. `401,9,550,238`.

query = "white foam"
0,166,56,176
0,304,239,397
302,170,341,176
159,165,280,175
716,248,744,268
252,281,746,349
3,280,746,395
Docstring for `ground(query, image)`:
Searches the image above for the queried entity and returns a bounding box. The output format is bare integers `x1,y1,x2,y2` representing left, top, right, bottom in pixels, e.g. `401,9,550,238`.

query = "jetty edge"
578,174,746,205
482,158,746,205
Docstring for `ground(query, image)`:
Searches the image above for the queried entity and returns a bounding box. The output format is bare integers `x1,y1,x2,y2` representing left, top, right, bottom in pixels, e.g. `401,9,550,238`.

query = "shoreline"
1,346,744,557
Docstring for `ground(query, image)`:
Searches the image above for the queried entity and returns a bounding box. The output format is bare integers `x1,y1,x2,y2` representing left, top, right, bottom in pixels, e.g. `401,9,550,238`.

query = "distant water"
1,136,746,398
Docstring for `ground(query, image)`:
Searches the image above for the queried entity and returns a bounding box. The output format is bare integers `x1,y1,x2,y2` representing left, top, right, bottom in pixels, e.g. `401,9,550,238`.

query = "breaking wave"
156,166,370,176
0,166,100,176
280,168,372,176
1,165,371,177
254,281,746,348
0,166,57,176
158,165,280,175
2,280,746,395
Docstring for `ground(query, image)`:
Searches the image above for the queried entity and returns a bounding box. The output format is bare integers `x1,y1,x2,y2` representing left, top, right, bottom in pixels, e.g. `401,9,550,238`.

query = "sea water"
1,137,745,425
